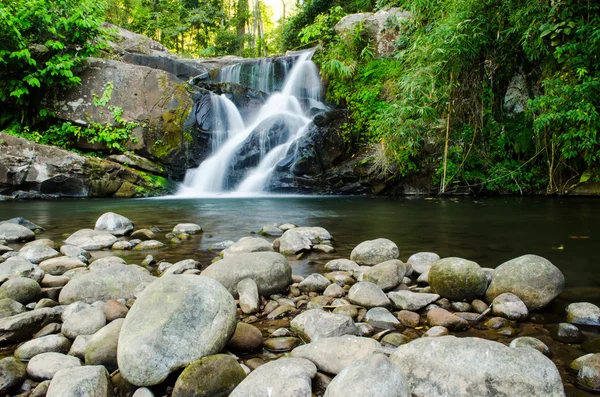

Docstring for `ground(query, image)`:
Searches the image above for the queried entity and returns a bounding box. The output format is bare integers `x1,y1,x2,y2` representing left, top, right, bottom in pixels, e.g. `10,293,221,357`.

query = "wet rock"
390,336,564,397
46,365,112,397
264,337,301,352
0,357,26,394
27,352,81,381
299,273,331,293
428,257,487,301
278,230,312,255
0,223,36,243
133,240,166,250
550,323,586,344
324,354,410,397
61,307,106,339
485,254,565,310
103,300,129,321
202,252,291,297
89,256,126,269
407,252,440,275
112,241,132,250
325,259,359,272
59,264,156,304
173,223,202,234
173,354,246,397
348,282,391,308
85,318,124,371
64,229,118,250
133,388,154,397
0,256,38,283
229,357,316,397
566,302,600,326
118,275,237,386
313,244,335,253
365,307,400,329
95,212,134,236
510,337,551,357
0,277,41,304
426,308,468,331
211,241,234,250
492,292,529,321
291,335,381,375
362,260,405,291
291,309,358,342
267,304,297,319
18,245,60,264
15,334,72,360
388,290,440,311
350,239,398,266
39,256,87,275
333,305,359,319
131,229,155,241
226,323,263,352
0,298,25,318
571,354,600,391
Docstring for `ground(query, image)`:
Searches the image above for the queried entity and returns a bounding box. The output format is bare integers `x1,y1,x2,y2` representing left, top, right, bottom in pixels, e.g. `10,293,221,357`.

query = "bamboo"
440,73,453,194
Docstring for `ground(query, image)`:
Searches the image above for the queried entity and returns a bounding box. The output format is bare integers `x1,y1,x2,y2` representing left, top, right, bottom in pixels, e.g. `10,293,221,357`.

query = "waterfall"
176,50,324,197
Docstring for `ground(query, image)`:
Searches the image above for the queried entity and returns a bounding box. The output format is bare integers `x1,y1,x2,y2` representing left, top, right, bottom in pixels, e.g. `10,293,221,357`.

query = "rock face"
390,336,565,397
0,133,166,198
46,365,113,397
485,255,565,310
428,258,487,301
117,275,237,386
202,252,291,297
350,239,399,266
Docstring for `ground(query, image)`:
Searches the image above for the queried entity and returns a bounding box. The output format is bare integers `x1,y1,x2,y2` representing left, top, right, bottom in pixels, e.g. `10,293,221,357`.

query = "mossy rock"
172,354,246,397
429,257,487,301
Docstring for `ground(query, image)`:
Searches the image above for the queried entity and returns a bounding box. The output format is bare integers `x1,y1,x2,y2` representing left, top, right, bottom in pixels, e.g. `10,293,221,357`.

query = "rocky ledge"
0,213,597,396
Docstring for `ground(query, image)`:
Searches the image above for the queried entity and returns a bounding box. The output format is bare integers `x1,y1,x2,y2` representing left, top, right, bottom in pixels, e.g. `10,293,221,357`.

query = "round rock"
350,238,399,266
95,212,134,236
347,282,391,308
26,352,81,381
492,292,529,321
0,223,35,243
0,277,41,304
61,307,106,339
172,354,246,397
64,229,118,250
428,257,487,301
567,302,600,326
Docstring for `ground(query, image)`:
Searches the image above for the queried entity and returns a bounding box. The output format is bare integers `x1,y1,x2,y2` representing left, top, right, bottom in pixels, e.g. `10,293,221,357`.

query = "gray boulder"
492,292,529,321
347,282,391,308
0,357,26,394
485,254,565,310
0,308,61,344
0,277,41,304
362,260,405,291
279,230,312,255
291,335,381,374
64,229,118,250
229,357,316,397
133,240,166,251
202,252,291,297
172,354,246,397
95,212,134,236
350,239,398,266
390,336,565,397
0,256,37,283
46,365,113,397
299,273,331,293
117,275,237,386
0,218,44,233
39,256,87,275
365,307,400,329
388,290,440,311
407,252,440,274
325,259,359,272
222,237,273,257
60,245,90,259
290,309,357,342
19,245,60,264
428,257,487,301
324,354,410,397
510,337,551,357
161,259,199,276
566,302,600,326
15,335,72,360
27,352,81,381
173,223,202,234
0,223,35,243
85,318,124,371
61,307,106,339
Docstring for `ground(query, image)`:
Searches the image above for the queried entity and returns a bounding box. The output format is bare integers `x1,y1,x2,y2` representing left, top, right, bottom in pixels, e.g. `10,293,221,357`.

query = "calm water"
1,196,599,306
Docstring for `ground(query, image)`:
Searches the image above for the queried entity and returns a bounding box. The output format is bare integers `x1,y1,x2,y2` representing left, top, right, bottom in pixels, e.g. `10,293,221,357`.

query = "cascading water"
176,50,325,197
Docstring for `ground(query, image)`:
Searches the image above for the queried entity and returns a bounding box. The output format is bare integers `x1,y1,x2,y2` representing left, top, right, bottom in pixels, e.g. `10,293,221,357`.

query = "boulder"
428,258,487,301
290,309,357,342
60,245,90,259
161,259,199,276
387,290,440,311
229,358,316,397
407,252,440,274
0,277,41,304
390,336,565,397
347,282,391,308
172,354,246,397
27,352,81,381
39,256,87,275
103,300,129,321
46,365,113,397
566,302,600,326
173,223,203,234
325,259,359,272
89,256,127,269
0,217,44,233
0,256,38,283
324,354,410,397
222,237,273,257
362,260,405,291
350,239,398,266
0,357,27,394
279,230,311,255
131,229,156,241
61,307,106,339
133,240,166,250
0,308,61,344
485,254,565,311
117,275,237,386
365,307,400,329
84,318,124,371
0,223,35,242
59,264,156,304
64,229,118,250
202,252,291,297
15,335,72,360
571,353,600,391
226,323,263,352
291,335,381,375
509,337,551,357
95,212,134,236
492,293,529,321
18,245,60,264
299,273,331,293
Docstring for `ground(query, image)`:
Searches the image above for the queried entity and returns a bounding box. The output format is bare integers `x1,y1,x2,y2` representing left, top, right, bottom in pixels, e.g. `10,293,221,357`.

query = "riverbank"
0,200,599,395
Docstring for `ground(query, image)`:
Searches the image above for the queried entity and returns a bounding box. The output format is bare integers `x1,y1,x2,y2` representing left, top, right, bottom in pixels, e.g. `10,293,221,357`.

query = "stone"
550,323,586,344
46,365,113,397
350,239,399,266
31,381,51,397
95,212,134,236
62,301,92,321
279,230,313,255
226,323,263,352
173,223,202,234
0,357,26,394
89,256,126,269
60,245,90,259
0,277,41,304
237,278,259,314
313,244,335,253
64,229,118,250
131,229,156,241
0,298,25,318
428,257,487,301
18,245,60,264
397,310,420,328
290,309,358,342
264,337,301,352
103,300,129,321
61,307,106,339
407,252,440,274
471,299,489,313
202,252,291,297
39,256,87,275
427,308,469,331
492,292,529,321
172,354,246,397
15,335,72,360
161,259,199,275
485,254,565,310
299,273,331,293
117,275,237,386
324,283,345,298
41,274,70,288
133,240,166,250
566,302,600,326
27,352,81,381
381,332,411,347
267,304,296,319
390,336,565,397
347,282,391,308
223,237,273,257
0,217,44,233
510,337,551,357
291,335,381,375
365,307,400,329
324,354,410,397
259,225,283,237
362,260,405,291
68,335,91,360
59,264,156,304
0,256,37,283
133,388,154,397
571,354,600,391
84,318,124,371
0,223,36,243
140,255,155,266
425,326,449,337
112,241,132,250
325,259,359,272
333,305,359,319
229,357,316,397
211,241,234,250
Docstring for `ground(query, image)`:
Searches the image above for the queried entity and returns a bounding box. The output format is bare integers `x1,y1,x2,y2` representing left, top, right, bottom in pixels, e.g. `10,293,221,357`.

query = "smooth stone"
0,218,44,233
15,334,72,360
210,240,234,250
471,299,489,313
95,212,134,236
31,381,51,397
112,241,132,250
0,357,26,394
397,310,420,328
133,240,166,251
313,244,335,253
202,252,291,297
324,354,410,397
89,256,127,269
451,302,472,312
162,259,200,276
571,354,600,391
390,336,565,397
510,336,551,357
59,245,90,259
68,335,91,360
39,256,86,275
407,252,440,274
427,308,469,331
388,290,440,311
172,354,246,397
131,229,156,241
362,260,405,291
348,282,391,308
350,238,399,266
132,388,154,397
492,292,529,321
425,326,449,337
0,298,25,318
0,223,35,243
33,323,62,339
26,352,81,381
61,301,92,321
117,275,237,386
365,307,400,329
46,365,112,397
428,257,487,301
324,283,345,298
0,256,37,283
223,237,273,257
279,227,332,255
173,223,202,234
566,302,600,326
0,277,41,304
64,229,118,250
299,273,331,293
41,274,70,288
84,318,124,371
18,245,60,264
264,337,301,352
333,305,359,319
550,323,586,344
485,254,565,310
324,259,359,272
103,300,129,321
291,309,358,342
226,323,263,352
259,225,283,237
267,304,297,319
61,307,106,339
237,278,259,314
381,332,411,346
